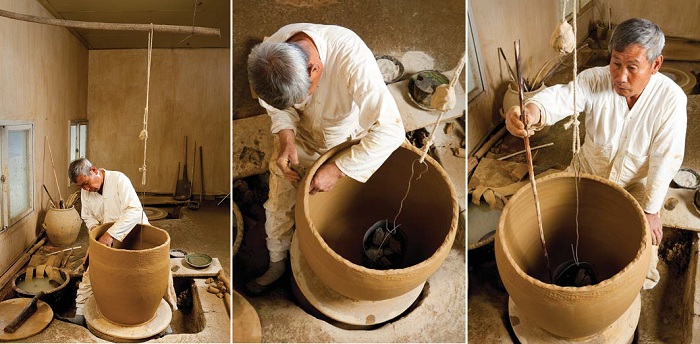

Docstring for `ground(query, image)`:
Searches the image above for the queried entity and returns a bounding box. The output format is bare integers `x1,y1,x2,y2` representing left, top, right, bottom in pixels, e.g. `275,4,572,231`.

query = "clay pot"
43,207,82,247
12,268,72,312
89,223,170,325
495,172,651,338
296,141,458,301
502,83,547,114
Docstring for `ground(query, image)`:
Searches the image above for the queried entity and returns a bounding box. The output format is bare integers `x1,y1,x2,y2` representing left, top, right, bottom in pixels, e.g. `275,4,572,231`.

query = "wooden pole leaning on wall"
0,8,220,37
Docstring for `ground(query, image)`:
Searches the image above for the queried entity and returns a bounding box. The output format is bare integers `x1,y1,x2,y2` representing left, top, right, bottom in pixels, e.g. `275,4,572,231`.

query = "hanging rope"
139,24,154,187
561,0,583,266
419,52,466,164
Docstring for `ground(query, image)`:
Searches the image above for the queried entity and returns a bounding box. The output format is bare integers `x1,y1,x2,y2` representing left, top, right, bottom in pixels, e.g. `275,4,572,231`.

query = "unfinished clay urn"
496,172,651,339
89,223,170,325
296,141,458,301
43,206,82,246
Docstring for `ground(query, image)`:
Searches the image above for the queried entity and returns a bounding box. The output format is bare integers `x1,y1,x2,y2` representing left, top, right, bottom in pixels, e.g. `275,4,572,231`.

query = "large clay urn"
89,223,170,325
495,172,651,338
44,207,82,246
296,141,458,301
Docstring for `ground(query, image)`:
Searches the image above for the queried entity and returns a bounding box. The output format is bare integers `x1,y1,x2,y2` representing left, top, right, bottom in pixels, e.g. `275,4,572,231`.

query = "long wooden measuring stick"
515,40,552,282
46,138,64,207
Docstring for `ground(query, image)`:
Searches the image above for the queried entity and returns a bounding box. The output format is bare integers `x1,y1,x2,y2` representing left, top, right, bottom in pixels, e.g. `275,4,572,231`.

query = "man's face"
609,44,662,100
75,167,102,192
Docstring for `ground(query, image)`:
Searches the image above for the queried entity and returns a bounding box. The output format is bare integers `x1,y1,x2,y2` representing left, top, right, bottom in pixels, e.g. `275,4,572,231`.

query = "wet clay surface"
297,143,457,301
496,173,651,339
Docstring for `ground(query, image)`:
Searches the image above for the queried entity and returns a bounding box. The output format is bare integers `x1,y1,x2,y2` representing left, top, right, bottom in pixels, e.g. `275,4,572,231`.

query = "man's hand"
276,129,301,182
98,232,114,247
505,104,541,138
430,84,456,112
89,226,97,232
645,212,663,245
309,162,345,195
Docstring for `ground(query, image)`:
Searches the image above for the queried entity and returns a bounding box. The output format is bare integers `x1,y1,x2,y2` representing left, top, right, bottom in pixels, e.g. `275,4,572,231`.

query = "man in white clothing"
60,158,176,326
505,18,687,289
245,23,407,293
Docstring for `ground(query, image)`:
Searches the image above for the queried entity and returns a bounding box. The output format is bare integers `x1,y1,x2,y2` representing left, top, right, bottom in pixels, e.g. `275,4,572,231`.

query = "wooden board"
170,257,222,277
233,290,262,343
660,188,700,232
388,70,465,132
0,298,53,341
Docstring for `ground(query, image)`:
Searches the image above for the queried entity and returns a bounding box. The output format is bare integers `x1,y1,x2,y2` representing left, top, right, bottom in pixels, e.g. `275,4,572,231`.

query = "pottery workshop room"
468,0,700,342
0,0,231,342
232,0,467,342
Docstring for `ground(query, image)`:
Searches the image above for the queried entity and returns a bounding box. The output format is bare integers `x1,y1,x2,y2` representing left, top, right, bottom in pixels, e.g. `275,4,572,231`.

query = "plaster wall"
601,0,700,41
0,0,88,273
87,49,230,195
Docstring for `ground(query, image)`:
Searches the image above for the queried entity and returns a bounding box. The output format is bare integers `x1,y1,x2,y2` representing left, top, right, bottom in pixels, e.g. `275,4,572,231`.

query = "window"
467,6,485,102
0,123,34,232
69,120,88,163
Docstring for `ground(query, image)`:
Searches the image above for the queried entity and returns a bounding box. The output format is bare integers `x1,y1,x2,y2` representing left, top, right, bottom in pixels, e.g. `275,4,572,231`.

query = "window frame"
0,122,35,232
467,6,486,103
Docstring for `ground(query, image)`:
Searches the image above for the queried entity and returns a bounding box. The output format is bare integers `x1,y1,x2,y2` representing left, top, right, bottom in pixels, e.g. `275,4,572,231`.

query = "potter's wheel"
84,297,172,342
290,232,424,327
143,207,168,221
0,298,53,341
508,293,640,343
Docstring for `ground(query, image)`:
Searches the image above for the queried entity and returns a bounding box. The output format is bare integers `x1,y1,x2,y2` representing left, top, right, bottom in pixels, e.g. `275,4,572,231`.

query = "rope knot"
139,129,148,141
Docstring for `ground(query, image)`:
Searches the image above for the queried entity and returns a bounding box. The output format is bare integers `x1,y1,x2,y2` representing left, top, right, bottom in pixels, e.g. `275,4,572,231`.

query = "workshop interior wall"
602,0,700,41
467,0,592,154
232,0,466,119
0,0,89,273
87,49,231,196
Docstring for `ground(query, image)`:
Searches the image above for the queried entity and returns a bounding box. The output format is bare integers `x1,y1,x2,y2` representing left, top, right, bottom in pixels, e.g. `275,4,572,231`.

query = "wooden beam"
0,8,220,37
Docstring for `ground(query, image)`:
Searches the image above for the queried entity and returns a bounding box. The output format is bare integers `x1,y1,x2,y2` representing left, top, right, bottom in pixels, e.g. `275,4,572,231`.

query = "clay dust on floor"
637,228,693,344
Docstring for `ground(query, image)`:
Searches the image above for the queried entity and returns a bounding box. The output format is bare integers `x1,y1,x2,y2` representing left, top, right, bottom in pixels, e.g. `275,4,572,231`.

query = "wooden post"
0,8,220,37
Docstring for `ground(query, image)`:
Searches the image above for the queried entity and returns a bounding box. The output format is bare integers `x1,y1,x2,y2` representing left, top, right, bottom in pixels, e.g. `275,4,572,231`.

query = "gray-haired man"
245,23,406,293
505,18,687,289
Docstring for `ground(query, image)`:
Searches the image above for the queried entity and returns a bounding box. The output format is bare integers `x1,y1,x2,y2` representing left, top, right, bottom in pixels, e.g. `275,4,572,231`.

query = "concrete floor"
0,199,231,343
232,0,466,120
467,45,700,342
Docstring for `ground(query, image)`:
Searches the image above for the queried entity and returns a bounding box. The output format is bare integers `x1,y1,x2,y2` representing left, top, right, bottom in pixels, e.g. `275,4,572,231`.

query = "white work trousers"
75,267,179,315
264,137,321,263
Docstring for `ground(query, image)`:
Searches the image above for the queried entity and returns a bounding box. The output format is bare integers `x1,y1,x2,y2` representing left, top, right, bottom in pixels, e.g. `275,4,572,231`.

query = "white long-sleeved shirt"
528,66,687,213
259,23,405,183
81,169,150,242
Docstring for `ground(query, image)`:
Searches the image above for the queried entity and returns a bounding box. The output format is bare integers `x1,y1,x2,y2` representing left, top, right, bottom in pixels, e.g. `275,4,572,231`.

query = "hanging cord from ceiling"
178,0,201,45
140,24,154,225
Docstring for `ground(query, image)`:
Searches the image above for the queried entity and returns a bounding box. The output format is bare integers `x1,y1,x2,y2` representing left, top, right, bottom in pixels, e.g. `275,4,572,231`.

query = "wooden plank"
660,188,700,232
171,257,222,277
388,71,466,132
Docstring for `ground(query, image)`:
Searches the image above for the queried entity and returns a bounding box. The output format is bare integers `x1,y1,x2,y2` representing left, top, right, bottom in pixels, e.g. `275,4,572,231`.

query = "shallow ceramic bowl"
375,55,404,84
407,70,450,110
170,249,187,258
672,168,700,189
185,253,213,269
